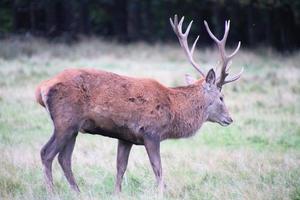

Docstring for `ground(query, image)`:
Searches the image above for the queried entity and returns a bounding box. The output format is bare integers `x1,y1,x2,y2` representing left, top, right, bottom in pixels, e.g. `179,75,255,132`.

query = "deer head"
170,15,243,126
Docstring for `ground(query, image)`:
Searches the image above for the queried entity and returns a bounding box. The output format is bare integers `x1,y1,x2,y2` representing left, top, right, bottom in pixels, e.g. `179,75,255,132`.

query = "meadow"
0,37,299,200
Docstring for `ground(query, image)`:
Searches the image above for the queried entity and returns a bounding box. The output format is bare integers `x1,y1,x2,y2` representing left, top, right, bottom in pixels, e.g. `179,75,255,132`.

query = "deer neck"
167,81,209,139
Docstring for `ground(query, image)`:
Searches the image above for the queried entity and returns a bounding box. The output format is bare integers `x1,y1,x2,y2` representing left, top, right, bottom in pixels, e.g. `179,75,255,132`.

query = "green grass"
0,37,299,199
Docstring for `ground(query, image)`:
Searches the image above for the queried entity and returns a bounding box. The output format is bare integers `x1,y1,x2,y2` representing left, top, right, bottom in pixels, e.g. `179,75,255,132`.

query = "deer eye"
220,96,224,102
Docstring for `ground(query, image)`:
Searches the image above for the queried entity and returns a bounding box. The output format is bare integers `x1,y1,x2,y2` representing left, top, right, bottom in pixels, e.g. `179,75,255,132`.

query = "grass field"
0,37,299,200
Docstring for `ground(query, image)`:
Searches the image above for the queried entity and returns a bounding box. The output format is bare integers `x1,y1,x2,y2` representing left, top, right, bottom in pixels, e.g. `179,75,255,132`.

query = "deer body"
37,15,242,194
37,68,208,144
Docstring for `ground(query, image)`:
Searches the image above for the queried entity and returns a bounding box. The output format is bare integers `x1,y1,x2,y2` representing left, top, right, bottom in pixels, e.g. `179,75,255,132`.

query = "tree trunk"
143,0,153,42
246,3,255,47
79,0,90,35
127,0,140,40
112,0,128,41
264,7,272,47
45,1,56,36
30,2,36,33
12,0,18,32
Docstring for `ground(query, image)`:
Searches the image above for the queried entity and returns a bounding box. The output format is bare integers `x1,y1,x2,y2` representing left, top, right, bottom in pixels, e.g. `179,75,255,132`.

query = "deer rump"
36,68,174,145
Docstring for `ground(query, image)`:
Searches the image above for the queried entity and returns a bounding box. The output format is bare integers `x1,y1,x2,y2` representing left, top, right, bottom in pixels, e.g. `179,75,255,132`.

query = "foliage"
0,0,12,34
0,0,299,51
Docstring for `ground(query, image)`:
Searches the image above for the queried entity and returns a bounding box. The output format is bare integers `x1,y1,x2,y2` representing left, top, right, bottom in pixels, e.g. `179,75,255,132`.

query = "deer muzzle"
220,116,233,126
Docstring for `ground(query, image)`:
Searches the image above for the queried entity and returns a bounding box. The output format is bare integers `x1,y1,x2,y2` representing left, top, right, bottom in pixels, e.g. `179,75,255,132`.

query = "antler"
170,15,205,77
204,20,243,90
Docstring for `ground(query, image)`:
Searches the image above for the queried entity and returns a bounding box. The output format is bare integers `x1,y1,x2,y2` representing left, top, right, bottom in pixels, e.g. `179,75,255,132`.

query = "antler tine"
222,20,230,43
191,35,199,55
170,15,205,77
204,19,243,90
228,41,241,59
204,20,220,44
178,16,185,34
223,67,244,84
184,20,193,37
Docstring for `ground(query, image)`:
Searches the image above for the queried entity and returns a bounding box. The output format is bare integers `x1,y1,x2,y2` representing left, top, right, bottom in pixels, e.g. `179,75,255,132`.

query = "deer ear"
206,69,216,85
185,74,196,85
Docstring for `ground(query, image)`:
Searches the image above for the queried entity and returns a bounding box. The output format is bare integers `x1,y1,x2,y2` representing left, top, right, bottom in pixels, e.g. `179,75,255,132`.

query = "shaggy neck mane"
165,81,208,140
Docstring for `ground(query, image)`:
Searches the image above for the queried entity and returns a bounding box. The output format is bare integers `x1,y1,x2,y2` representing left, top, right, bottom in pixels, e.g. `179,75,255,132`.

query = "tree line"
0,0,299,52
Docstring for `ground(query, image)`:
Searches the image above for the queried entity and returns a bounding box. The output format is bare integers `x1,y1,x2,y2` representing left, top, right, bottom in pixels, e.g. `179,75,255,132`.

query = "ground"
0,37,299,200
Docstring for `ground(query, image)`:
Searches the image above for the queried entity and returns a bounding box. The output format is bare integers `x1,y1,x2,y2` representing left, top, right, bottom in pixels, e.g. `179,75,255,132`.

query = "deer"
35,15,243,194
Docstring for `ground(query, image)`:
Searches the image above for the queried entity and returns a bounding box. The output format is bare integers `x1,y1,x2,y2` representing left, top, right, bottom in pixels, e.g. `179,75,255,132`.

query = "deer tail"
35,84,45,107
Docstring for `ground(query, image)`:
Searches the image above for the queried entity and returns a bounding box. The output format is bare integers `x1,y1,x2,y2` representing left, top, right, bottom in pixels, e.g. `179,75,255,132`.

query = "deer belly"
79,118,144,145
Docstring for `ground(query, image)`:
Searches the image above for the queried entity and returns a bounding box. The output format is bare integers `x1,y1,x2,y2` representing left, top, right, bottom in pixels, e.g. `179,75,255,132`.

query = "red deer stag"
35,15,243,193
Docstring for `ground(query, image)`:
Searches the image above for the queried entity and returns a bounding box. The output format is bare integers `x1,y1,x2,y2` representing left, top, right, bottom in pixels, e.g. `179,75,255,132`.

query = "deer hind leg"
114,139,133,194
40,126,77,192
58,133,80,192
40,134,57,191
41,132,64,192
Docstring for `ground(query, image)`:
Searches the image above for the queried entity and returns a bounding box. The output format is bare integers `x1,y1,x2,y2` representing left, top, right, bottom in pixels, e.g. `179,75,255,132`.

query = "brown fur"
37,68,209,143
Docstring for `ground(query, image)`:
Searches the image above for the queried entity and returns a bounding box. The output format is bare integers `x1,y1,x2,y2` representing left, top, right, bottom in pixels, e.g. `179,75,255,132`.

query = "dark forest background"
0,0,300,52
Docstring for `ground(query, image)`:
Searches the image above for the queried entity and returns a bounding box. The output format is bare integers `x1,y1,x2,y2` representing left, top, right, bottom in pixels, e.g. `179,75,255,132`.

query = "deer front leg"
114,139,133,194
144,134,164,194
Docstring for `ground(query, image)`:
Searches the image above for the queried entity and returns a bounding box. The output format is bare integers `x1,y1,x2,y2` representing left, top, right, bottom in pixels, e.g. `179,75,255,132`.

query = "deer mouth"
219,117,233,126
220,121,230,126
